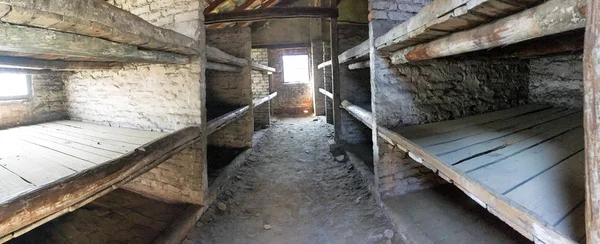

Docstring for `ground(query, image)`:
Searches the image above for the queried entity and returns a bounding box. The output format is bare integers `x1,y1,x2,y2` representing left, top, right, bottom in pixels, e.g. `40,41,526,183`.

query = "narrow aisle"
185,117,399,244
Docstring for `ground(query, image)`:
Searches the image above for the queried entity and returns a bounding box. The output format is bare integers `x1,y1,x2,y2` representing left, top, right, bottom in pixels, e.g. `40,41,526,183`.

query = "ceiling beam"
205,7,338,24
204,0,228,14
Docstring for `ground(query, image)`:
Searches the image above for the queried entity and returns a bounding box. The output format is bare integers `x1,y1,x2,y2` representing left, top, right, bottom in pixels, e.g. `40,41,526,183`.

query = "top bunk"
318,39,369,69
206,45,277,73
375,0,586,64
0,120,201,242
0,0,200,68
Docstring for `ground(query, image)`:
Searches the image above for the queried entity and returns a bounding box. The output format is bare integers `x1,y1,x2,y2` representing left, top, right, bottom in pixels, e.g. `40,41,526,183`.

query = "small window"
283,55,309,83
0,74,31,101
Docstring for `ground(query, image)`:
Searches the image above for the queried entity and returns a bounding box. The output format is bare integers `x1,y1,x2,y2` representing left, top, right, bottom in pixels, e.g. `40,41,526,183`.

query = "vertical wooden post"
585,0,600,243
329,0,342,141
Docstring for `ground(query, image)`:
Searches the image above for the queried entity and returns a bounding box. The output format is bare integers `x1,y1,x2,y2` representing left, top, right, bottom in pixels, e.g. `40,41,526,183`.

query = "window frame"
282,54,310,84
0,74,32,101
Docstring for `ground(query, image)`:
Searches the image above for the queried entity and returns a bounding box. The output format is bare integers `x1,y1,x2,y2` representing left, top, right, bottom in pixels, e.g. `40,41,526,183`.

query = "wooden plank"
52,121,164,139
250,61,276,72
0,1,199,55
413,107,565,147
318,60,332,69
440,112,582,165
0,23,190,64
26,125,135,154
15,128,123,158
0,149,75,186
0,126,201,240
506,151,584,227
0,56,122,71
554,203,586,241
206,45,248,67
204,7,338,24
330,13,342,141
424,109,580,156
395,104,551,139
584,0,600,242
43,123,155,145
341,100,373,129
390,0,586,64
207,62,243,72
467,128,584,194
36,123,143,148
0,166,34,203
319,88,333,99
253,92,278,108
207,106,251,135
348,60,370,70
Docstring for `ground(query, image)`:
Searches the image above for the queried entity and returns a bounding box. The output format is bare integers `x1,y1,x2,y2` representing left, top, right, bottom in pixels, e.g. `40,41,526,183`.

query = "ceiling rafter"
204,0,228,15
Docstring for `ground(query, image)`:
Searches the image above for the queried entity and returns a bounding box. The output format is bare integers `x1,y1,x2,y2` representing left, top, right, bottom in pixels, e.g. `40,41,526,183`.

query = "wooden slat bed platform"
386,104,584,244
0,120,201,242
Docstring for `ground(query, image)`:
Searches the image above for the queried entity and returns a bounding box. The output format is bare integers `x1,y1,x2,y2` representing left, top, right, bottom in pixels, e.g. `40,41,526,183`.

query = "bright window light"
283,55,309,83
0,74,30,100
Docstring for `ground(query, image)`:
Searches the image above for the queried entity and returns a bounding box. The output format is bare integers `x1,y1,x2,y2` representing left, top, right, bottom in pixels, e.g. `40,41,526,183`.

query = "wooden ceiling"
204,0,301,28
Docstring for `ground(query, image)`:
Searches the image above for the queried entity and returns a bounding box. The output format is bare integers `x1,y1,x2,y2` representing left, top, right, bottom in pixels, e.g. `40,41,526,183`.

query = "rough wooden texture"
390,0,587,64
204,7,338,24
207,62,243,72
348,60,370,70
0,23,190,64
330,11,342,141
0,56,122,71
318,39,369,69
319,88,333,99
377,105,585,244
206,106,251,135
253,92,278,108
0,0,199,55
206,45,248,67
250,61,276,72
0,123,202,241
585,0,600,242
341,100,373,129
375,0,545,52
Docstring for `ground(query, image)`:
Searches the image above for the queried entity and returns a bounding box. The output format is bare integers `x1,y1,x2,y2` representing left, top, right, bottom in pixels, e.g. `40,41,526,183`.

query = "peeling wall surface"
269,47,314,115
529,53,583,108
0,73,68,129
64,0,207,205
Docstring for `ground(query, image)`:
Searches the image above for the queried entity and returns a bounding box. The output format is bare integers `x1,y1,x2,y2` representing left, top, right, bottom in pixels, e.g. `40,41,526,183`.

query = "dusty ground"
184,116,400,244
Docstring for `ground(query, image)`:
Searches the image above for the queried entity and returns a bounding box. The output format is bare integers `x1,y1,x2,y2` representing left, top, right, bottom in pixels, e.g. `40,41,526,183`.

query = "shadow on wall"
269,47,315,116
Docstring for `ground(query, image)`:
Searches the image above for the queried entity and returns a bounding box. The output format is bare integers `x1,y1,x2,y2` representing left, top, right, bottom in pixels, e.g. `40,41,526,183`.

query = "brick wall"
206,27,254,148
323,43,333,124
0,73,68,129
64,0,206,205
251,48,272,128
529,53,583,108
269,47,314,115
311,41,325,116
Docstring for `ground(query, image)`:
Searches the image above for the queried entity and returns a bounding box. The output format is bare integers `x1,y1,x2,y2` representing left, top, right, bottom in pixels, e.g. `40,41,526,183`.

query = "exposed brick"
269,47,314,115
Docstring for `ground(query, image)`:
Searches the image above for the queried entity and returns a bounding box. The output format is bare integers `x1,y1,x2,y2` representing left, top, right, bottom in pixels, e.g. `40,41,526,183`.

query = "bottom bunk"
0,120,201,242
385,104,584,244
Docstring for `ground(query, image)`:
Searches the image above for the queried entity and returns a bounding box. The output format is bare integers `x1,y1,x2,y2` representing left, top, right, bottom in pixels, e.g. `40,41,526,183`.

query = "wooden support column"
585,0,600,242
329,0,342,141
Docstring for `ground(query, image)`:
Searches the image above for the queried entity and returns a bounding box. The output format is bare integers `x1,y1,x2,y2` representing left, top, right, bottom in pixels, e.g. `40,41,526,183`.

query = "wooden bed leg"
585,0,600,243
330,0,342,141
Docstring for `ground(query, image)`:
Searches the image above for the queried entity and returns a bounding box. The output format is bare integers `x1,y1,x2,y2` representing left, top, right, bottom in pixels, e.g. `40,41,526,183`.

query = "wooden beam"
482,30,584,59
318,39,370,69
390,0,586,64
341,100,373,129
585,0,600,242
329,1,342,141
348,60,370,70
205,7,338,24
153,205,206,244
207,62,243,72
0,1,199,55
207,106,251,135
204,0,229,14
0,126,202,241
0,56,123,71
250,61,276,72
318,60,332,69
253,92,278,108
206,45,249,67
0,23,190,64
319,88,333,99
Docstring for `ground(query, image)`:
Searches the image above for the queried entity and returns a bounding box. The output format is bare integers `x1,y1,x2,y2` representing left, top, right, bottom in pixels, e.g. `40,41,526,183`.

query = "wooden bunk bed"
318,39,370,70
0,120,201,242
342,100,584,243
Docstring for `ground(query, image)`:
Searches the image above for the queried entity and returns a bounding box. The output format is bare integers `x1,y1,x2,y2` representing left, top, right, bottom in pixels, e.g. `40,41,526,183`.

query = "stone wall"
252,48,272,129
0,73,68,129
311,41,325,116
206,27,254,148
323,43,333,124
64,0,206,205
269,47,314,115
529,53,583,108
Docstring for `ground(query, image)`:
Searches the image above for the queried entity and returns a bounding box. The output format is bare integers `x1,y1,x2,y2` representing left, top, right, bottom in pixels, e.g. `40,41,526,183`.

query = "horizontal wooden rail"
348,60,370,70
250,61,276,72
0,126,202,242
253,92,278,108
206,45,248,67
0,56,122,71
390,0,586,64
319,88,333,99
341,100,373,129
206,106,251,135
318,39,370,69
207,62,242,72
205,7,338,24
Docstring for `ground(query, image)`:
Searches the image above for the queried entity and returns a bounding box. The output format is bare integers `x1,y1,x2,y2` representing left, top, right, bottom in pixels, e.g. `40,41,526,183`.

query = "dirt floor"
185,116,400,244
